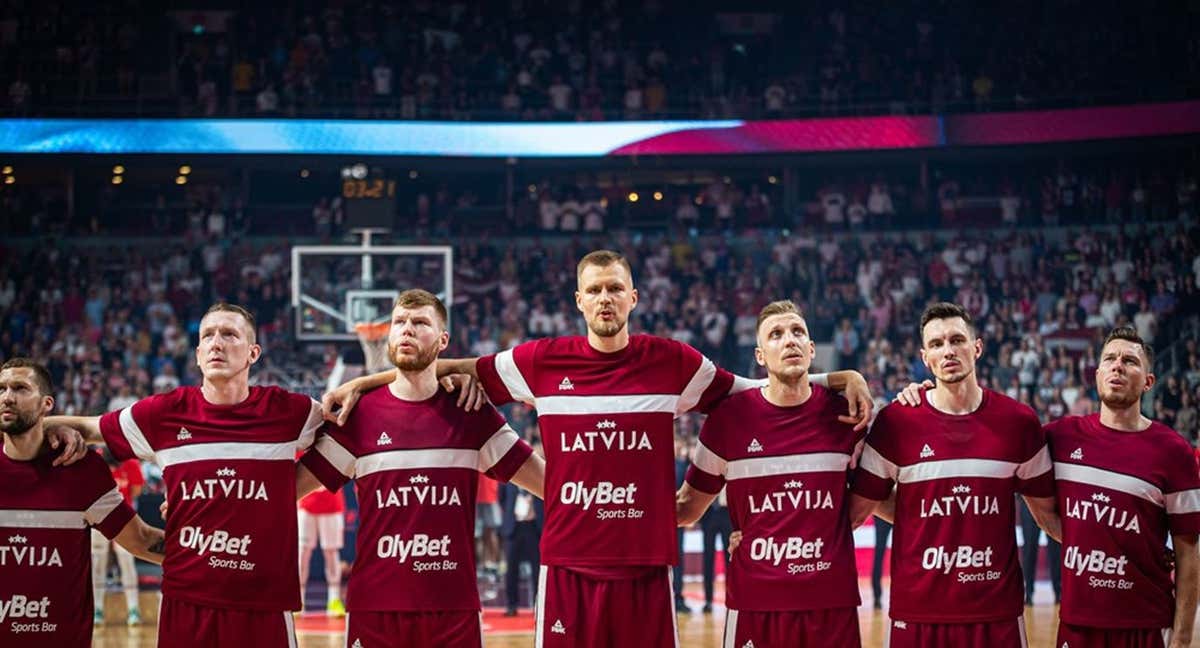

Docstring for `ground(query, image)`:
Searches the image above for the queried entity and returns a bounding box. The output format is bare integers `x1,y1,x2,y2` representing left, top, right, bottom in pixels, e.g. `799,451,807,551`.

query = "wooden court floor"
92,582,1197,647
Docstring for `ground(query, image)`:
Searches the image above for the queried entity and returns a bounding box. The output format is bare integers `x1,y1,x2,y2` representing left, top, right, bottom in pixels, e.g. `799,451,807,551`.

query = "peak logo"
377,432,393,446
747,439,764,453
177,427,192,441
558,377,574,391
559,481,637,510
0,595,50,622
1070,448,1083,460
919,444,935,459
377,533,451,563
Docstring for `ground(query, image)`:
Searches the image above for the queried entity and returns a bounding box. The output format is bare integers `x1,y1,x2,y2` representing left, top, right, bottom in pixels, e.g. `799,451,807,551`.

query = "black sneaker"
702,603,713,614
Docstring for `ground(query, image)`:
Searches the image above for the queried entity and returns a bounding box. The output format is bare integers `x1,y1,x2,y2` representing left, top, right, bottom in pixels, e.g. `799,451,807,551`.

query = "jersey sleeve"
476,339,541,407
1015,411,1055,498
474,405,534,483
299,422,356,492
97,392,173,463
685,410,728,494
1162,437,1200,536
81,455,136,539
675,341,736,416
292,395,325,451
851,407,900,501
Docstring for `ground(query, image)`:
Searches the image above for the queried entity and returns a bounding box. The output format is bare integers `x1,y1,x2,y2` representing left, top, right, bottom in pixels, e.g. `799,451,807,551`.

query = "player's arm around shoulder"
42,415,102,466
509,452,546,500
848,405,900,527
113,515,166,565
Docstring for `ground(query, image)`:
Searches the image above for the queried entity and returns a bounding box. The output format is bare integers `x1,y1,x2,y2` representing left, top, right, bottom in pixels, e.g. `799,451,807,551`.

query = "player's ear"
1143,371,1156,392
438,330,449,351
754,346,766,368
574,291,584,313
40,394,54,416
628,287,638,310
973,337,983,359
247,343,262,365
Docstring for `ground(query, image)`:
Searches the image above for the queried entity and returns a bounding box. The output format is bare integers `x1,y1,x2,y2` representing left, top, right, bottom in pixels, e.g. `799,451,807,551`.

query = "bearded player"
676,300,865,647
849,302,1060,647
1048,326,1199,648
328,250,873,647
0,358,164,648
301,289,544,647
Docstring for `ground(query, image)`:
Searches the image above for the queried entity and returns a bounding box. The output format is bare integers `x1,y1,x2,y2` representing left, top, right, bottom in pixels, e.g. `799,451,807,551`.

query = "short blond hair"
576,249,633,282
394,289,448,327
756,300,804,333
203,302,257,343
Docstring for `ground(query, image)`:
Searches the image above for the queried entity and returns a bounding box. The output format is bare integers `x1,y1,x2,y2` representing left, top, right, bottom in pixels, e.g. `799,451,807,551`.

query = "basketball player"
1048,326,1199,648
327,250,874,647
297,481,345,616
91,447,146,626
676,300,865,647
44,303,328,648
0,358,164,648
849,302,1060,647
301,289,544,647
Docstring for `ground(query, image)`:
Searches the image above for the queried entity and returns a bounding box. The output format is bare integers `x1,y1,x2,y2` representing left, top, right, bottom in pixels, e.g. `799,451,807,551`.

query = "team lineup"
0,248,1195,647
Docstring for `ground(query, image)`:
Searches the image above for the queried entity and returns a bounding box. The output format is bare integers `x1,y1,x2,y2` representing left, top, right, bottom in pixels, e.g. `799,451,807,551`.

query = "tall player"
0,358,164,648
327,250,874,647
301,289,544,647
849,302,1060,647
1049,326,1199,648
45,303,328,648
676,300,865,647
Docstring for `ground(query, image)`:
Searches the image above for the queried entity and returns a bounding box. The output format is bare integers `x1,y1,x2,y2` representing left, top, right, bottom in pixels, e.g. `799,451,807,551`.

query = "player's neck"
388,366,440,401
201,378,250,405
762,375,812,407
587,329,629,354
928,378,983,415
1099,403,1152,432
2,425,46,461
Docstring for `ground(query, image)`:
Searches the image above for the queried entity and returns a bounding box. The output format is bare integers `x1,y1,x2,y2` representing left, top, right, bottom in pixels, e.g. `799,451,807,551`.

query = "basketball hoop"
354,321,392,374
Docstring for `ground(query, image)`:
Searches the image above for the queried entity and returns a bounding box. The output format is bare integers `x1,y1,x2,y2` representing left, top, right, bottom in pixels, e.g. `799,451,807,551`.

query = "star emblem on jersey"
558,377,575,391
216,467,236,477
783,480,803,489
7,535,26,544
409,474,429,484
1070,447,1083,460
177,427,192,440
1091,492,1111,503
919,444,935,458
377,431,393,446
596,419,617,429
747,439,764,453
952,484,971,494
551,619,566,634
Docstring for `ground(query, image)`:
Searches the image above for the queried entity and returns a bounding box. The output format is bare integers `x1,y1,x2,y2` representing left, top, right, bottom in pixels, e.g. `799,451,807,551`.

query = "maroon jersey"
98,386,323,611
300,387,533,612
476,335,734,567
686,386,863,611
1048,414,1200,629
0,448,135,647
852,389,1054,623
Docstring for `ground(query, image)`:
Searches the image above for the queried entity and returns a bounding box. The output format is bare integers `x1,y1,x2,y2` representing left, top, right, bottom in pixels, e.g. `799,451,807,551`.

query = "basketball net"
354,322,392,375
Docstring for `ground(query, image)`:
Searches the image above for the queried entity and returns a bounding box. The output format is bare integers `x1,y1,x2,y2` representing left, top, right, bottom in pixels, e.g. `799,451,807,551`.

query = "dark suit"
673,457,689,608
499,482,542,612
699,501,732,607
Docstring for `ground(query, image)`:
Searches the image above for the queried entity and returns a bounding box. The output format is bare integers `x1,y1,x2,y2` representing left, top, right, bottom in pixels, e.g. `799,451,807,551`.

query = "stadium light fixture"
628,192,639,202
112,165,124,175
179,165,191,175
409,170,418,179
300,169,310,178
768,175,778,184
3,176,13,185
1,166,10,175
111,176,123,185
175,176,187,185
653,191,663,201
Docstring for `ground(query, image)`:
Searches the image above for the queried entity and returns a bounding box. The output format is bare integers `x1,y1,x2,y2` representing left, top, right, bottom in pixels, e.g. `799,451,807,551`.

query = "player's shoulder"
462,399,507,433
1146,420,1194,454
1043,413,1087,439
66,451,117,486
252,384,313,407
984,389,1040,427
129,386,190,417
815,384,851,420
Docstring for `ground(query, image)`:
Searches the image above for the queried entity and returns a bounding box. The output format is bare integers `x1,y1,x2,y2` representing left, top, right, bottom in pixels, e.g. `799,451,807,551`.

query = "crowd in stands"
4,2,1197,120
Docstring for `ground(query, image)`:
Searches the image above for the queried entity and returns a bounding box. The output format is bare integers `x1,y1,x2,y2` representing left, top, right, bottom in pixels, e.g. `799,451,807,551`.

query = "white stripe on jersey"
0,509,85,529
691,441,727,477
314,435,357,478
1015,446,1053,481
83,487,125,526
355,448,480,478
897,458,1019,484
676,356,717,415
478,424,520,473
723,609,739,648
859,445,899,481
119,406,156,463
156,441,296,468
535,565,548,648
725,452,851,481
535,393,678,416
494,348,535,404
1054,463,1164,506
1166,488,1200,515
283,610,297,648
297,399,324,451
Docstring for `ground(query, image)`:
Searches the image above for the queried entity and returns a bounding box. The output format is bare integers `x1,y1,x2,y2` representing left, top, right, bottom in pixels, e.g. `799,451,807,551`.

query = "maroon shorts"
157,596,296,648
1057,622,1171,648
535,565,677,648
886,616,1027,648
346,610,483,648
725,607,860,648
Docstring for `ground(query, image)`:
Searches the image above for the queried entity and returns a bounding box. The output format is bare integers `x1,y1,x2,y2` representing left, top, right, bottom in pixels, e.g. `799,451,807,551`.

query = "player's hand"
894,380,934,407
728,530,743,555
159,500,169,521
838,372,875,433
321,382,363,426
849,438,867,470
46,426,88,467
440,374,488,411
